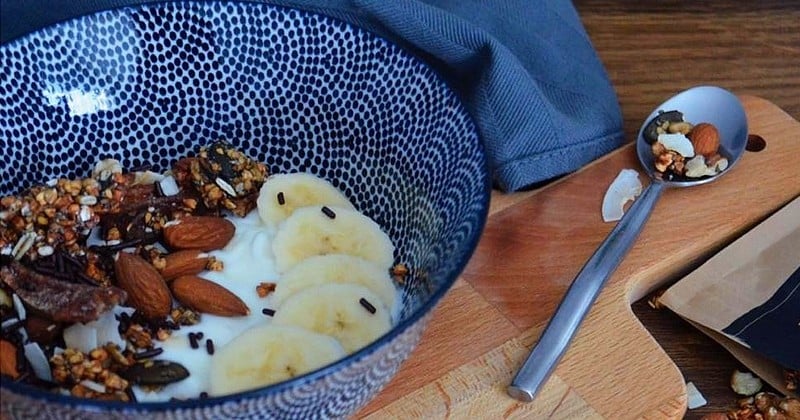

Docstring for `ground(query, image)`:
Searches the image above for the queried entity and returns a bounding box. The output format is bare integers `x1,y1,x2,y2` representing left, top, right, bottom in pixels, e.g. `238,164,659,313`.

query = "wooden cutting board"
357,95,800,419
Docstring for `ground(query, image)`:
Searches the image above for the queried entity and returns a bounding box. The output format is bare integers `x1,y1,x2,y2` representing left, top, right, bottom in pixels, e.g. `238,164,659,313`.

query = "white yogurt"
132,209,402,402
134,211,281,402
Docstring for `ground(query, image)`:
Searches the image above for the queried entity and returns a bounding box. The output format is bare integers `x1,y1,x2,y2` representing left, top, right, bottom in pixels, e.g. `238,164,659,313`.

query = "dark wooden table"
573,1,800,417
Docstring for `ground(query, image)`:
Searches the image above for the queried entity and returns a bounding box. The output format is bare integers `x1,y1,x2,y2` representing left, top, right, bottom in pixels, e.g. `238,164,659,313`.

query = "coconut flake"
63,322,99,354
79,205,93,223
85,227,107,247
133,171,165,186
96,310,127,350
23,342,53,382
601,169,643,222
92,159,122,180
12,293,26,320
686,382,707,409
159,176,180,196
657,133,695,158
151,242,169,254
80,380,108,393
63,308,126,353
1,317,20,330
37,245,55,257
113,305,136,318
215,177,237,197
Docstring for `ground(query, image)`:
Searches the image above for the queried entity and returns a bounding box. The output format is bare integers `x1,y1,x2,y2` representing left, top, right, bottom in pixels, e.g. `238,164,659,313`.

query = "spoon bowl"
508,85,748,402
637,85,749,188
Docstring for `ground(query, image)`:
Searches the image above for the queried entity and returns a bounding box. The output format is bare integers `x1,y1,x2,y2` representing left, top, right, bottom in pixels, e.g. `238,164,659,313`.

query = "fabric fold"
1,0,624,191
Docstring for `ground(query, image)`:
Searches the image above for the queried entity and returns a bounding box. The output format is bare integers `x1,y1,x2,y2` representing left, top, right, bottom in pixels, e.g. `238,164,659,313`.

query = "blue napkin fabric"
1,0,624,191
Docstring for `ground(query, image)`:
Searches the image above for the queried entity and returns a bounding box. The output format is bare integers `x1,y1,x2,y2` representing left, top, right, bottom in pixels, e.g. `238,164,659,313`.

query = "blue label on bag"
722,264,800,370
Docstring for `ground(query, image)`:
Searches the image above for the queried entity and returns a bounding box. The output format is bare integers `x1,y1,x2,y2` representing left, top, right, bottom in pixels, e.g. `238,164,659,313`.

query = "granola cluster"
0,139,268,402
50,346,132,401
727,392,800,420
173,140,268,217
0,179,102,261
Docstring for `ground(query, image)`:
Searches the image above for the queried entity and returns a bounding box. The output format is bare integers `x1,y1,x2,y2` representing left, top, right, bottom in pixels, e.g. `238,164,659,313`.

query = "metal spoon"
507,85,749,402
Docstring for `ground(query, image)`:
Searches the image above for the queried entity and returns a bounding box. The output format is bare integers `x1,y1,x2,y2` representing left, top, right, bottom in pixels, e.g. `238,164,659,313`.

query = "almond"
114,252,172,319
0,339,20,379
171,275,249,317
687,123,720,158
161,250,210,281
163,216,235,251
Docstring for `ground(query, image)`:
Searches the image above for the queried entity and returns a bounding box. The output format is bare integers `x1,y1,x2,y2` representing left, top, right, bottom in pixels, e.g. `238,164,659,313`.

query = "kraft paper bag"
660,197,799,396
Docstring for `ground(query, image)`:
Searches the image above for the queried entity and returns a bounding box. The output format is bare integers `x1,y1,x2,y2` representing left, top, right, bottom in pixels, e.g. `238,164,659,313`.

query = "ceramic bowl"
0,2,489,418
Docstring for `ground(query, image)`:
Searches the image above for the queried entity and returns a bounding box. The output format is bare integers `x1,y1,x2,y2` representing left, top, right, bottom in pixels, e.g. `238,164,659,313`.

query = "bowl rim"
0,0,493,412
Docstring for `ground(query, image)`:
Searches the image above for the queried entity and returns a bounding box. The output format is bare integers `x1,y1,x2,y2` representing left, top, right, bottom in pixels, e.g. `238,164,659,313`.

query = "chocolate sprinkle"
194,332,204,340
205,339,214,355
199,392,209,399
277,191,285,205
188,333,199,349
359,298,377,314
134,347,164,360
321,206,336,219
261,308,275,317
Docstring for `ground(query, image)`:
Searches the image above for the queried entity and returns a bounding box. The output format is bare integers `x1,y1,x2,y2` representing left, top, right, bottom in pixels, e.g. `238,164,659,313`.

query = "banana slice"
273,254,399,316
209,325,345,396
272,206,394,273
272,284,391,353
257,172,355,226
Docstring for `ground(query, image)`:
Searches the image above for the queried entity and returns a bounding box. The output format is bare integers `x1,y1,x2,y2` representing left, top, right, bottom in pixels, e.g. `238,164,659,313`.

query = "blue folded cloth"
1,0,623,192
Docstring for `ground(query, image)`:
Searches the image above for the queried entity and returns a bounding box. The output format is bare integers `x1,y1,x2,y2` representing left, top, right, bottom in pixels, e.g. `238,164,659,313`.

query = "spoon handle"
507,181,666,402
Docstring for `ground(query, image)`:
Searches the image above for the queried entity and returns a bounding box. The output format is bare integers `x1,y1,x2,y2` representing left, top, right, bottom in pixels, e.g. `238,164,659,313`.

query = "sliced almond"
163,216,235,251
114,252,172,319
171,275,249,317
160,250,210,281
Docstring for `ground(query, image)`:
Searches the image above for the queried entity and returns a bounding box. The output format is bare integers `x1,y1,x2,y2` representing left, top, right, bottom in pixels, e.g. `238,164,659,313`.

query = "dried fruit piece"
0,339,20,379
114,252,172,319
171,275,249,317
163,216,235,251
24,314,63,346
0,261,126,323
160,250,210,281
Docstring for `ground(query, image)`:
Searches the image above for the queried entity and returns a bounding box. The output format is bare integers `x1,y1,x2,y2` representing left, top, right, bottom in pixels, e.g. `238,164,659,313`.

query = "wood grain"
574,0,800,144
356,96,800,419
357,1,800,415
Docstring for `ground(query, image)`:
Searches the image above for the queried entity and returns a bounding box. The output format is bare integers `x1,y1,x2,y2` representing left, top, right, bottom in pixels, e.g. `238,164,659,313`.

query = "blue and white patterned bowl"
0,2,489,418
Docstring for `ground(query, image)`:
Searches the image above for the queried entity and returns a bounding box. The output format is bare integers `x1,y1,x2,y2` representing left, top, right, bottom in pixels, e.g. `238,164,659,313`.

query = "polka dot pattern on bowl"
0,2,488,418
